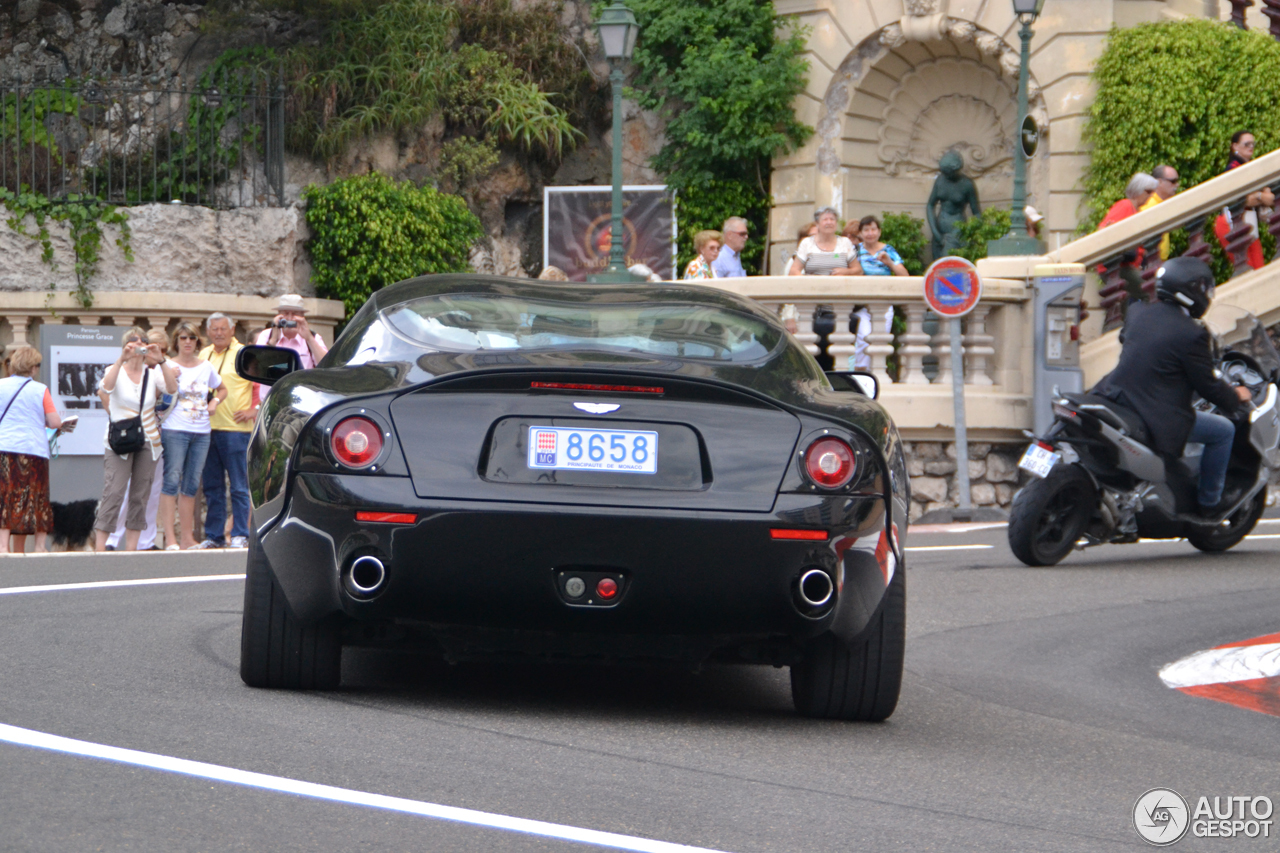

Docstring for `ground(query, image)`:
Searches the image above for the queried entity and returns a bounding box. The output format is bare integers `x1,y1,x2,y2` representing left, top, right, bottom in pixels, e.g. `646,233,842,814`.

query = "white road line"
0,722,730,853
905,545,994,552
0,574,245,596
947,522,1008,533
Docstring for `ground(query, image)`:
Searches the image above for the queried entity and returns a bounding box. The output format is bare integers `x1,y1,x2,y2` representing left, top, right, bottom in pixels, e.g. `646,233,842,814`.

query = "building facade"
769,0,1225,270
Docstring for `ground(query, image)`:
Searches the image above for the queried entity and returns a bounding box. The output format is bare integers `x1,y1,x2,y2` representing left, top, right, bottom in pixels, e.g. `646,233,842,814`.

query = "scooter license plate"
1018,444,1061,479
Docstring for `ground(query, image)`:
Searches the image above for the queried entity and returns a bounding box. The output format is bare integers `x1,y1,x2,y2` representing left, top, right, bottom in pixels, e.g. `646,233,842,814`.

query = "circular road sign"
924,256,982,318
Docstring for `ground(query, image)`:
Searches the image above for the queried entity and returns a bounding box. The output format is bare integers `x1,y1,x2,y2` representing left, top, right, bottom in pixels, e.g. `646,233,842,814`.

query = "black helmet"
1154,257,1216,318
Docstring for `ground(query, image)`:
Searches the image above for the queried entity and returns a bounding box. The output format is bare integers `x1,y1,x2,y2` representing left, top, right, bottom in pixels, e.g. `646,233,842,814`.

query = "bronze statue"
926,150,981,259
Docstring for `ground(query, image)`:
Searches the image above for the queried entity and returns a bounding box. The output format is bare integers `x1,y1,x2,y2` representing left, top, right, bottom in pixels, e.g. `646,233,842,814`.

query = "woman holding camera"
157,322,227,550
93,328,178,552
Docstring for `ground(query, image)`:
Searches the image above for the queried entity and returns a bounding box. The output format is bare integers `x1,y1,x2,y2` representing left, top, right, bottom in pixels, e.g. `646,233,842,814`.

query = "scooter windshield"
1203,303,1280,381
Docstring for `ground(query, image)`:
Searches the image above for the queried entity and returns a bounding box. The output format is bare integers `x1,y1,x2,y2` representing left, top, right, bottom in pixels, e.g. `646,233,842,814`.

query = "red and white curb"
1159,632,1280,717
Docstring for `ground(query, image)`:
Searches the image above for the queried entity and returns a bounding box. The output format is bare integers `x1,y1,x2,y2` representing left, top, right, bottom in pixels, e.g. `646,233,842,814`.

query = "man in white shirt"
711,216,749,278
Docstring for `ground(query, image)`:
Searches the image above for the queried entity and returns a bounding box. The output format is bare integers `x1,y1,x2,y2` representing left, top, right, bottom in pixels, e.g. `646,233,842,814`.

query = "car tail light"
531,381,663,394
803,437,856,489
596,577,618,599
770,529,829,541
332,417,383,468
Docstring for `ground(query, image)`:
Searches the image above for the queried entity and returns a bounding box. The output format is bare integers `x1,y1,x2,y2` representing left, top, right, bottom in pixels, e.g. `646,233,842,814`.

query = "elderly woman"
0,347,75,553
1096,172,1158,301
682,230,722,280
789,207,861,276
94,328,178,552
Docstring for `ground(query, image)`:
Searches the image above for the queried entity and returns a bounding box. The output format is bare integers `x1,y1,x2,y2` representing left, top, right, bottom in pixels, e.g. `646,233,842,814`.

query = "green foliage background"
286,0,586,162
1084,19,1280,227
304,173,484,319
625,0,811,274
953,209,1013,263
878,213,928,275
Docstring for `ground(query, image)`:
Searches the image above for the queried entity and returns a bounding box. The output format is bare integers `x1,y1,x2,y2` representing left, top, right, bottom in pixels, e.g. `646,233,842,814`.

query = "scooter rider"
1094,257,1253,518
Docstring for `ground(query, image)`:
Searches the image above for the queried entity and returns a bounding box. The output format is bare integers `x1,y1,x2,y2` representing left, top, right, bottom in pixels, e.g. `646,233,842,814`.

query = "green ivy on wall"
624,0,812,275
304,173,484,319
1084,19,1280,228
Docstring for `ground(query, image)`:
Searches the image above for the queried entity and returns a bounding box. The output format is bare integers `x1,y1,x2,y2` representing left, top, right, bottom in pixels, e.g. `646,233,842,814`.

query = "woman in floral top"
682,230,722,280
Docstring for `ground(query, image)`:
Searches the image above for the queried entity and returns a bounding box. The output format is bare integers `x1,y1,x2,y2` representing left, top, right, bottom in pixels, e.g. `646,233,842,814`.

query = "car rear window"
379,294,783,363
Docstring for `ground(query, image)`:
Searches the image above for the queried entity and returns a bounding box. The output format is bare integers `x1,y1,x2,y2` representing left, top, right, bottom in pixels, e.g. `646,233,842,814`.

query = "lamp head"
594,1,639,62
1012,0,1045,20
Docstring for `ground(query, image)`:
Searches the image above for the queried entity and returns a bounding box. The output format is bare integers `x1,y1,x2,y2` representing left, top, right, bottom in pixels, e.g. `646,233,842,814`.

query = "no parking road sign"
924,256,982,318
923,255,982,513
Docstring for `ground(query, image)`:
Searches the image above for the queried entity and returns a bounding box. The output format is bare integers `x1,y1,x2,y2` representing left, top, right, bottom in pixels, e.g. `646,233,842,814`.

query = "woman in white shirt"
788,207,864,276
157,322,228,550
94,328,178,552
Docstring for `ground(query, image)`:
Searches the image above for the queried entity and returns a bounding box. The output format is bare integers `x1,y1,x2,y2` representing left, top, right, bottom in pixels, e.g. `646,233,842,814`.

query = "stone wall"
0,203,311,297
903,440,1030,522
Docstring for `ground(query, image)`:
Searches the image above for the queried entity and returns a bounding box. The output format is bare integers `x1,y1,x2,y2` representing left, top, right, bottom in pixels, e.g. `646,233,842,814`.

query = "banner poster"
543,185,676,281
39,325,128,455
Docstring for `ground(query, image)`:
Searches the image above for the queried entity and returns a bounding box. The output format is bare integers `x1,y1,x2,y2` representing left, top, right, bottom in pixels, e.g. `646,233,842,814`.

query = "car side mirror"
236,345,302,386
826,371,879,399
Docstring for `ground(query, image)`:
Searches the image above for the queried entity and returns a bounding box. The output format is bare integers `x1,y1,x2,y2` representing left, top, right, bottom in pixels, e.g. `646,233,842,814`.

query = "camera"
276,319,298,329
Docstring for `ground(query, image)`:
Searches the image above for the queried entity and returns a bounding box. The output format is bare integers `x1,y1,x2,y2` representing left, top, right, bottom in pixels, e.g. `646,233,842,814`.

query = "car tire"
1007,464,1096,567
790,565,904,721
240,531,342,690
1187,489,1266,553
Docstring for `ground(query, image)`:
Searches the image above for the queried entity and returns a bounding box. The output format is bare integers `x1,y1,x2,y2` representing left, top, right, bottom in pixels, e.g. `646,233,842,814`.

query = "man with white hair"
194,312,255,549
711,216,749,278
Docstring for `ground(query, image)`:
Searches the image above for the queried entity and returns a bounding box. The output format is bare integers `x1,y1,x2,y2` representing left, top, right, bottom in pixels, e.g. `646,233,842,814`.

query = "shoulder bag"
0,378,33,428
107,367,149,456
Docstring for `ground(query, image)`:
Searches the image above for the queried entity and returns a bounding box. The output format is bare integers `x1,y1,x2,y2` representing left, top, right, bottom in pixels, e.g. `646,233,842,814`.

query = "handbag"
107,367,150,456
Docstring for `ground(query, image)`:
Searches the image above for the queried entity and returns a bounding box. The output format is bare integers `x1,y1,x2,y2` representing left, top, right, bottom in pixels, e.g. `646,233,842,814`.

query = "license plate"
527,426,658,474
1018,444,1061,479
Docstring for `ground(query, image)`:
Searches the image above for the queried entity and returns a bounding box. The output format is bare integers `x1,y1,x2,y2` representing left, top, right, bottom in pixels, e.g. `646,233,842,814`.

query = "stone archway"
807,23,1048,262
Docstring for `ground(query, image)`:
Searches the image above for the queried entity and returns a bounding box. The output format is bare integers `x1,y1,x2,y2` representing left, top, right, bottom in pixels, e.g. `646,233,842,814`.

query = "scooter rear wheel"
1186,489,1266,553
1008,464,1096,566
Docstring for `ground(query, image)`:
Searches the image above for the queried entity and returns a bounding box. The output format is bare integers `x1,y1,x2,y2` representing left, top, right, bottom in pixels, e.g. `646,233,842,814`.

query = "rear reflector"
531,382,663,394
771,529,829,541
355,511,417,524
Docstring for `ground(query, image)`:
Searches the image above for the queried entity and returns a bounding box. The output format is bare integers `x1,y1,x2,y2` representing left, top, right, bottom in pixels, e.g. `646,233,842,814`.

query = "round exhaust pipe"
344,555,387,599
796,568,834,609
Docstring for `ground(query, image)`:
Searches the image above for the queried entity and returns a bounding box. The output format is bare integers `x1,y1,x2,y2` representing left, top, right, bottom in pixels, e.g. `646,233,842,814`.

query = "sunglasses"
178,335,198,341
726,230,748,237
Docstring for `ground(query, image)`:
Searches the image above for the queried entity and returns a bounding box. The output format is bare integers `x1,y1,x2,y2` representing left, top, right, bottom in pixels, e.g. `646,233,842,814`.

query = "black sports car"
236,275,910,720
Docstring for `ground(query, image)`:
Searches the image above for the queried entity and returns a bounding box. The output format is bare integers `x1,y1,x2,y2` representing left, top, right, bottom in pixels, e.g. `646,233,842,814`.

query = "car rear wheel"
790,565,904,721
240,531,342,689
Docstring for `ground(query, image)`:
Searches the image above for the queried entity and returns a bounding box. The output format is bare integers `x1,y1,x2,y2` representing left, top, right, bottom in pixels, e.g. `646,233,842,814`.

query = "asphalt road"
1,524,1279,852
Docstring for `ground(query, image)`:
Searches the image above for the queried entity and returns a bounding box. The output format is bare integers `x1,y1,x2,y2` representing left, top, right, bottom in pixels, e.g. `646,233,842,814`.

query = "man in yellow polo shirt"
1140,164,1180,261
195,312,257,549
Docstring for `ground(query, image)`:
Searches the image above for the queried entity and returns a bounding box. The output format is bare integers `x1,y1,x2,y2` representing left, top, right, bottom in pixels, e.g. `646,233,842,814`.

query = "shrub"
674,178,769,275
304,173,484,319
1084,19,1280,228
878,213,927,275
952,208,1012,262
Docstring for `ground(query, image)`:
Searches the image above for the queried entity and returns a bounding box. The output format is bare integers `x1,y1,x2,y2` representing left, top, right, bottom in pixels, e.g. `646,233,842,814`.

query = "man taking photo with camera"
254,294,329,368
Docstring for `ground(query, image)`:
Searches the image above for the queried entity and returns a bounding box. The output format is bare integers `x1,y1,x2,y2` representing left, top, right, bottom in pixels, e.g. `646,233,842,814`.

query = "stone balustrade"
0,291,345,353
712,275,1033,441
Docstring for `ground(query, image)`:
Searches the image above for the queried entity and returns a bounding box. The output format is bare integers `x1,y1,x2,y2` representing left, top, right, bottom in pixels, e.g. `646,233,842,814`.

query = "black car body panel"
245,275,909,666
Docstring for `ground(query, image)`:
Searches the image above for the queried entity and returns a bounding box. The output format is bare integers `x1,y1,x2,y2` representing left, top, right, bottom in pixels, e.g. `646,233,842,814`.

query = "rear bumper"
257,473,898,659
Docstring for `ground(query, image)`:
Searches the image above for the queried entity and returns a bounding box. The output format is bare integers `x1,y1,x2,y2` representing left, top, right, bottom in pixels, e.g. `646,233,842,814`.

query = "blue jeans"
160,430,211,497
1188,411,1236,506
202,429,251,543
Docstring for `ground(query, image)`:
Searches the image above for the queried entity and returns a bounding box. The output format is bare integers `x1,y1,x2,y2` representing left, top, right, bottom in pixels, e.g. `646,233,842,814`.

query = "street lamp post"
987,0,1046,257
589,1,640,283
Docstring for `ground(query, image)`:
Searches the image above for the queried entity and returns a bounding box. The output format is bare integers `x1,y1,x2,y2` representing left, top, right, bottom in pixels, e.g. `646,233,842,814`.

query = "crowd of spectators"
0,295,326,553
